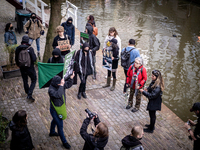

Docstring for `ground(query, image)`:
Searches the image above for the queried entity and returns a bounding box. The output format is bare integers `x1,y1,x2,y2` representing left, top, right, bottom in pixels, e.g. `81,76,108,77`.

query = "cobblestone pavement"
0,1,193,150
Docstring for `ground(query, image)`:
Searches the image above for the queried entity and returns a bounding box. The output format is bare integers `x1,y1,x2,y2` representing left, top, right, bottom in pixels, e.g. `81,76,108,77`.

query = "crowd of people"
3,13,200,150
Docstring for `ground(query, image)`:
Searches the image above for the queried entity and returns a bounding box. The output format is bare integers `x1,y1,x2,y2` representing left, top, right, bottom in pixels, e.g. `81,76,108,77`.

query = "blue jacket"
4,31,17,46
61,17,75,45
121,46,140,70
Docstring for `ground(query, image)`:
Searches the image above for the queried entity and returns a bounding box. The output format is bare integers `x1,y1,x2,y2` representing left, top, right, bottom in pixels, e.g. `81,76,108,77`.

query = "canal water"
64,0,200,121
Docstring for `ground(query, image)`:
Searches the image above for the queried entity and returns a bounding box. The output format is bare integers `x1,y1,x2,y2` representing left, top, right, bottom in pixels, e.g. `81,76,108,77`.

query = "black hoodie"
9,121,34,150
48,75,73,111
61,17,75,45
85,26,100,56
80,117,108,150
121,135,143,150
47,48,64,63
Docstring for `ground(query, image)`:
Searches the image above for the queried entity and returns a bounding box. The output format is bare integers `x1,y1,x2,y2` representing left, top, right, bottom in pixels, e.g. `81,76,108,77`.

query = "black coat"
48,75,73,110
111,46,119,69
9,121,34,150
52,34,71,56
80,117,108,150
85,26,99,56
142,81,162,111
74,50,94,76
121,135,143,149
61,17,75,45
15,44,36,68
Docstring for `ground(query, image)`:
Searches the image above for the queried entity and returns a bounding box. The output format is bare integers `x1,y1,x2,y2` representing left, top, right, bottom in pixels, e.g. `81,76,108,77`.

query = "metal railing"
22,0,48,27
65,1,78,28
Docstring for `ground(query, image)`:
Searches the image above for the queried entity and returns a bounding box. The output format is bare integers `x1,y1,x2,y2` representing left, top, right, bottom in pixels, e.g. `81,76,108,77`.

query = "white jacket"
103,35,121,54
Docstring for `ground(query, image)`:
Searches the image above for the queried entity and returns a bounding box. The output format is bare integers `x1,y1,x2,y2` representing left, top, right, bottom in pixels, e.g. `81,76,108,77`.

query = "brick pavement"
0,1,193,150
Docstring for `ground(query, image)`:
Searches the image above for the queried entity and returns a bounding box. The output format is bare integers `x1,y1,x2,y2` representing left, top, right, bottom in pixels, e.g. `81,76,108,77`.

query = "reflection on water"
67,0,200,121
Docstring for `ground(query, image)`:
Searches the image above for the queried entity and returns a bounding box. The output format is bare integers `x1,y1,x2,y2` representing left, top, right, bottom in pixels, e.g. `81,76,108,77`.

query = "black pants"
123,69,128,93
78,73,88,93
107,70,116,79
20,67,37,97
194,139,200,150
149,110,156,130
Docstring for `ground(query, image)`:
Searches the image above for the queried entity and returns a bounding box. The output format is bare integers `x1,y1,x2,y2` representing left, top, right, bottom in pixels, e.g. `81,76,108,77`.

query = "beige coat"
24,19,44,40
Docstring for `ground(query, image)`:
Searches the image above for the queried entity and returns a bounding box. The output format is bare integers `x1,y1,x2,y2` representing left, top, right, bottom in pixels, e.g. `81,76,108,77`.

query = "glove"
25,31,29,34
40,30,44,35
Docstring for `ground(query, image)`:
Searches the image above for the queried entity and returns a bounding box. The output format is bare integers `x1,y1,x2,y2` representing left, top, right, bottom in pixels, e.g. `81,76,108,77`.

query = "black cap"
109,38,118,44
21,35,29,43
82,42,90,50
190,102,200,112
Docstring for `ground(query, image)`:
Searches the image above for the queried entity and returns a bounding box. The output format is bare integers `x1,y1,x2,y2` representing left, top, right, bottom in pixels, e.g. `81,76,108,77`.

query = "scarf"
79,50,94,80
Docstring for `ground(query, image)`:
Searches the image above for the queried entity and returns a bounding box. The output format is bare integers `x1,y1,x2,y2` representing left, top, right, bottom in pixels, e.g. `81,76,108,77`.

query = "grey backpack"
18,46,31,67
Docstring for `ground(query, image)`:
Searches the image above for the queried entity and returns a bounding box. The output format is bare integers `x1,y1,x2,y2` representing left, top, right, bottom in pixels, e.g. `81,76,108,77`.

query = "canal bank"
0,0,195,149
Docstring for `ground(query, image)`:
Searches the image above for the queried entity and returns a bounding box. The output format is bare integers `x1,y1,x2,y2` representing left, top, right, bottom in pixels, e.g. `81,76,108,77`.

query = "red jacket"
126,64,147,89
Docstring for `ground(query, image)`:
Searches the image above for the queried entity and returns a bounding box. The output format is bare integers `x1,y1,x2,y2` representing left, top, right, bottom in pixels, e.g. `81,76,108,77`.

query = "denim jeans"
29,37,40,52
50,108,68,144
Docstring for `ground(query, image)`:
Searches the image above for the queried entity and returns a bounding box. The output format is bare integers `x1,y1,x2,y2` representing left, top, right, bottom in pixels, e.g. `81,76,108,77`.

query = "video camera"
85,108,96,119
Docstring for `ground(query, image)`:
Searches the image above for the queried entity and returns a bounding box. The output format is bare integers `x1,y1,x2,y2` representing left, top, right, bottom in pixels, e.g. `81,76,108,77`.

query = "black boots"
77,92,87,99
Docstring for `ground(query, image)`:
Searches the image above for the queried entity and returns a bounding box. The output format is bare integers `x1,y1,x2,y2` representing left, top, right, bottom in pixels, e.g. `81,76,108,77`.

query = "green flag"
38,62,64,89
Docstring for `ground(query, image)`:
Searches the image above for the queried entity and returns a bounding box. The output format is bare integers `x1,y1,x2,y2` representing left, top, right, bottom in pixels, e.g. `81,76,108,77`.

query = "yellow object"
106,41,111,47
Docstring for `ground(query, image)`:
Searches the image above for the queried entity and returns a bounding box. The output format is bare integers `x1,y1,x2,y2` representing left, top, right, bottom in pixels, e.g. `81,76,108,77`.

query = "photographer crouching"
80,109,109,150
185,102,200,150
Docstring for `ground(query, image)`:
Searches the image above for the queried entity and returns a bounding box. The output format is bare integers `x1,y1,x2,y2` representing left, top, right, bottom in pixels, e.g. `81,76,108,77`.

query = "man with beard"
185,102,200,150
121,126,144,150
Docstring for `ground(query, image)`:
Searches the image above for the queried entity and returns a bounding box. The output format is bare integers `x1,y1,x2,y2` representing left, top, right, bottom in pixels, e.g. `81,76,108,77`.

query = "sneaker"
63,142,71,149
82,92,87,98
49,132,59,137
27,96,35,102
126,104,132,109
131,108,139,112
144,128,154,133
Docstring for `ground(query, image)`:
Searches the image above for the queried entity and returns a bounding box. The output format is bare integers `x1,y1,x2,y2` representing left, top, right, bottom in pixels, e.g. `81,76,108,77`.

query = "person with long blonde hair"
139,70,164,133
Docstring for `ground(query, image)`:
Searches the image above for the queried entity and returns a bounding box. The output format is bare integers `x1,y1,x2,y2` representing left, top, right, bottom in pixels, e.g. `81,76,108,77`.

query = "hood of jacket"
51,75,61,88
86,26,93,35
122,135,141,148
18,44,30,51
9,120,17,131
66,17,73,25
52,48,62,57
82,42,90,51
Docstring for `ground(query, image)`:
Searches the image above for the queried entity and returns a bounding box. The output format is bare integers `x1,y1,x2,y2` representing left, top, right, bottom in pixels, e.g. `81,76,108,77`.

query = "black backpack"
121,48,135,68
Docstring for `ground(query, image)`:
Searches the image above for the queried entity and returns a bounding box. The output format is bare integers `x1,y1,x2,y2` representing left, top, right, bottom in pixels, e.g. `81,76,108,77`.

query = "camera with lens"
85,108,96,119
187,121,190,126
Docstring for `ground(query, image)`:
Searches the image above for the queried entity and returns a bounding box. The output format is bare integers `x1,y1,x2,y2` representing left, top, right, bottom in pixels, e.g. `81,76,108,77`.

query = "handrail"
22,0,47,27
65,1,78,28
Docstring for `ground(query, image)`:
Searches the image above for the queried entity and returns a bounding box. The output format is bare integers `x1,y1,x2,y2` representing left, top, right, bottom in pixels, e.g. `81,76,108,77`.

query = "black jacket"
111,46,119,69
80,117,108,150
61,17,75,45
121,135,143,149
85,26,99,56
47,48,64,63
74,50,94,76
15,44,36,68
48,75,73,110
9,121,34,150
52,34,71,56
142,81,162,111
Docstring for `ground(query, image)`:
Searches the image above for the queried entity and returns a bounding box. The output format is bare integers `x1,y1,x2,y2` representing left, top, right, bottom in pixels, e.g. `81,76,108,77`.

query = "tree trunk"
43,0,63,62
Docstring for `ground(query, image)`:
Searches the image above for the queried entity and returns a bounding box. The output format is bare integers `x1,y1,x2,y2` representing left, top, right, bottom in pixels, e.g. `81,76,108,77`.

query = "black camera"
85,108,96,119
187,121,190,126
